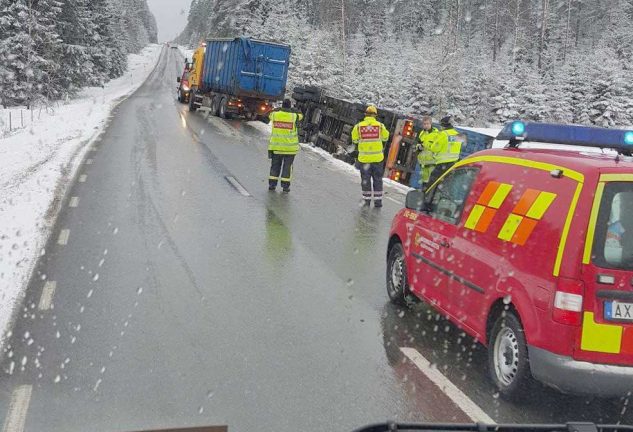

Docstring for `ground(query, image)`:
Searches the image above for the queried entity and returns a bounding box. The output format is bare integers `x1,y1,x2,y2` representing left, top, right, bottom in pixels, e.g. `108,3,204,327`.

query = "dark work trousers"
358,162,384,202
269,152,295,189
426,162,453,189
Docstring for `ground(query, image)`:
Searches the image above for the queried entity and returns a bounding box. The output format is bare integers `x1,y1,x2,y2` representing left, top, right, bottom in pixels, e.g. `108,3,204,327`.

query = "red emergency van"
387,121,633,397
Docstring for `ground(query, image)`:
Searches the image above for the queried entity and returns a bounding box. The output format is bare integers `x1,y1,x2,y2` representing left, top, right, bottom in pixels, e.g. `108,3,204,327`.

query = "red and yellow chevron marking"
464,181,513,233
497,189,557,246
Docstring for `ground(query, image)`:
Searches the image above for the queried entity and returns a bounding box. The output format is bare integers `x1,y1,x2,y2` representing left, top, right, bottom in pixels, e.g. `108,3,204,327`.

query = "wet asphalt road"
1,47,633,432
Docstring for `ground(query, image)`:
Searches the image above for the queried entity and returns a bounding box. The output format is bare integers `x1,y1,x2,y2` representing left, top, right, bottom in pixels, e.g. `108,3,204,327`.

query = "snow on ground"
177,46,195,62
0,44,162,350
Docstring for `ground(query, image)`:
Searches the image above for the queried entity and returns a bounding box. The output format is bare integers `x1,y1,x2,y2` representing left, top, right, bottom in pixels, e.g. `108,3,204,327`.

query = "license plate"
605,301,633,321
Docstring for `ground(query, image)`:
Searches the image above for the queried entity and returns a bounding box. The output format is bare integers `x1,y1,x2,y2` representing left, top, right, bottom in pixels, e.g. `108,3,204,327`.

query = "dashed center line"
225,176,251,197
57,229,70,245
79,174,87,183
2,385,32,432
86,158,93,165
69,197,80,208
38,281,57,310
400,347,495,424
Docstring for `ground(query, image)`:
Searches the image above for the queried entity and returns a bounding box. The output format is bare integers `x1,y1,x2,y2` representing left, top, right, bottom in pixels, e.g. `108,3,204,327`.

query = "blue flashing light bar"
497,121,633,155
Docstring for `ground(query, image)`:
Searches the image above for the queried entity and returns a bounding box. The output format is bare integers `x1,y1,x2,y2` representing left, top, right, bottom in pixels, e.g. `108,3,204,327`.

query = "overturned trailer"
292,86,497,188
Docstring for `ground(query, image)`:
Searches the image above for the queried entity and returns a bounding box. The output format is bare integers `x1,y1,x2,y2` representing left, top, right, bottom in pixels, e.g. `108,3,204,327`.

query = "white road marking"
69,197,80,208
225,176,251,197
57,229,70,246
385,196,403,205
2,385,33,432
38,281,57,311
86,158,93,165
400,347,495,424
79,174,87,183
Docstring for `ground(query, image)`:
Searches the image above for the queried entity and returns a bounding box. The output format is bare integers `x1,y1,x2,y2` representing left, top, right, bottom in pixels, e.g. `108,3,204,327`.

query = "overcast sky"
147,0,191,42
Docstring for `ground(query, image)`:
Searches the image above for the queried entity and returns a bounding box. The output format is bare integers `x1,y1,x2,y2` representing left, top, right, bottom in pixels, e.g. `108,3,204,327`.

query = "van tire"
488,311,531,399
386,242,417,306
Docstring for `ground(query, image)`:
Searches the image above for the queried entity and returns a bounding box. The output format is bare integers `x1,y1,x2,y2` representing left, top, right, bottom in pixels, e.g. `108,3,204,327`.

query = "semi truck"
182,37,291,121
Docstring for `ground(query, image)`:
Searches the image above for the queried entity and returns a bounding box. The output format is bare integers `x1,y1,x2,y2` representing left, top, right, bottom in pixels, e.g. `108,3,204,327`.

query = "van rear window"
592,182,633,270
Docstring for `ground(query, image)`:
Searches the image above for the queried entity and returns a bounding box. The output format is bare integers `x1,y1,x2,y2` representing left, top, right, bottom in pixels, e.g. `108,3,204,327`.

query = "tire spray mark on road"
2,385,32,432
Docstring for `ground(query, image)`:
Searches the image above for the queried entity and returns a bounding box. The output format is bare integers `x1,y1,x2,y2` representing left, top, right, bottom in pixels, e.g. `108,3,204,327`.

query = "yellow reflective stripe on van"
451,155,584,276
464,204,486,230
555,182,583,276
599,173,633,182
583,182,605,264
581,312,622,354
498,214,523,241
453,155,584,183
488,183,513,208
525,191,557,219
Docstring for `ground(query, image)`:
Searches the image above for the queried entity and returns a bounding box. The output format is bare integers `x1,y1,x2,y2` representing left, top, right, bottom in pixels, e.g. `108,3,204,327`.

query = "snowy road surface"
1,46,632,432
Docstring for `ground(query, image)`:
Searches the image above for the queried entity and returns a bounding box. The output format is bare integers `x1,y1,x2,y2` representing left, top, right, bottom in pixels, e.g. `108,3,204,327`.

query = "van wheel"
219,97,228,119
386,242,417,306
488,311,531,399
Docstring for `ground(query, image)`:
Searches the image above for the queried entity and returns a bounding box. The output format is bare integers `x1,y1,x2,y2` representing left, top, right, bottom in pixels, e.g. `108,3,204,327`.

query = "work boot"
268,185,276,191
363,199,371,207
282,187,290,193
374,200,383,208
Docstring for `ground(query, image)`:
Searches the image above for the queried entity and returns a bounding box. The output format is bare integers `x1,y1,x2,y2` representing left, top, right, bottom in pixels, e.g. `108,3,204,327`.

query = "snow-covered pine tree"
87,0,128,80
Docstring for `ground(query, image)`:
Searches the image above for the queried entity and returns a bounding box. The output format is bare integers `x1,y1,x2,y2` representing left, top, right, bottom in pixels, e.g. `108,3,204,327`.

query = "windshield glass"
593,182,633,270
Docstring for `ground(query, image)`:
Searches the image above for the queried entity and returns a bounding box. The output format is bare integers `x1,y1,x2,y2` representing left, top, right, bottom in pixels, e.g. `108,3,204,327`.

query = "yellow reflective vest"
351,116,390,163
269,110,304,155
435,128,464,164
416,127,442,183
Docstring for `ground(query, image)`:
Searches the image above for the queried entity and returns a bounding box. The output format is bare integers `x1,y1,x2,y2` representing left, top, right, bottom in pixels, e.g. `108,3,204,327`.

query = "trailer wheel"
210,96,219,116
219,97,228,119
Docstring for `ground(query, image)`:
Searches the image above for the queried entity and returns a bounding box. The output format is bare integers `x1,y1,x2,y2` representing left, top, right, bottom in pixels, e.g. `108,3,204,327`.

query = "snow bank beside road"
0,44,162,351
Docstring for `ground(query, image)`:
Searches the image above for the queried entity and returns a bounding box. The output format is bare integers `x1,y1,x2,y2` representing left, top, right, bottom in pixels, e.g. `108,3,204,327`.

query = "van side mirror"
405,190,426,212
177,76,181,83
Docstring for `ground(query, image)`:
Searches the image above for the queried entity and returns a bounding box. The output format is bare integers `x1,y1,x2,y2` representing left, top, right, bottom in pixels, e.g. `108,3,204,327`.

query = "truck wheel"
488,311,531,399
386,242,417,306
188,92,197,112
219,97,228,119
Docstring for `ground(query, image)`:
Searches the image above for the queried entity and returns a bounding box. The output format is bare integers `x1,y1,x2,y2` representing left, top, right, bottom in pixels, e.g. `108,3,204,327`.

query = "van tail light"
552,278,584,326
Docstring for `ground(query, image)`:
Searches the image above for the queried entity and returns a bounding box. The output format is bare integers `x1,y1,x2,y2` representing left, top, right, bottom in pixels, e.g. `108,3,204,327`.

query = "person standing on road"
351,105,390,208
268,99,304,193
426,115,464,187
415,116,442,189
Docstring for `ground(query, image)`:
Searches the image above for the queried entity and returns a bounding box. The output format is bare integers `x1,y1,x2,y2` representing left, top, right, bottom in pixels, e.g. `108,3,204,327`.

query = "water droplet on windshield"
92,273,99,282
54,375,61,383
198,406,204,414
346,278,354,287
137,287,143,295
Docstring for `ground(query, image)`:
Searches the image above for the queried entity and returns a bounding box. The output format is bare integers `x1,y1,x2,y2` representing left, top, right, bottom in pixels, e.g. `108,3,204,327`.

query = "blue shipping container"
201,37,291,100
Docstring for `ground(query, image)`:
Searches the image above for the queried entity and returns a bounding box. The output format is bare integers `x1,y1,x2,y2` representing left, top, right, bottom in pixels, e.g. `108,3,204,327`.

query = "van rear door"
578,175,633,366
